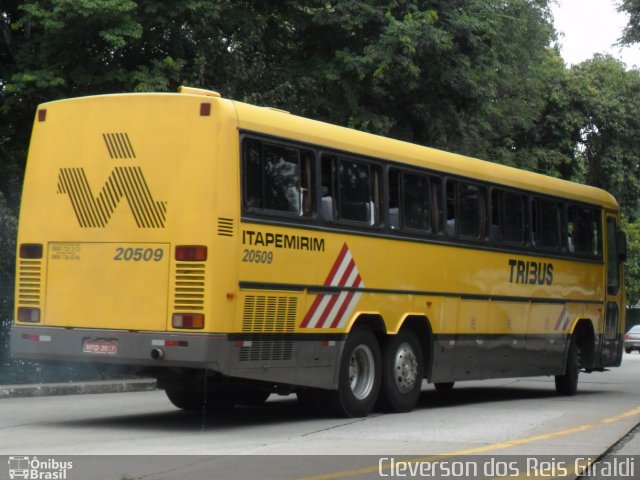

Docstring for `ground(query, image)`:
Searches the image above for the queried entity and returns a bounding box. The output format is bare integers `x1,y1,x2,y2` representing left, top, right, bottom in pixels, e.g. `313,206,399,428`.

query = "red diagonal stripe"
315,260,357,328
324,243,349,286
300,243,350,328
330,275,362,328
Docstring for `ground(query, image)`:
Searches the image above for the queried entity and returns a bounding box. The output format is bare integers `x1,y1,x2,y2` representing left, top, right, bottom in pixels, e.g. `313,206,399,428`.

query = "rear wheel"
164,382,237,412
555,336,580,396
328,327,381,417
379,329,423,412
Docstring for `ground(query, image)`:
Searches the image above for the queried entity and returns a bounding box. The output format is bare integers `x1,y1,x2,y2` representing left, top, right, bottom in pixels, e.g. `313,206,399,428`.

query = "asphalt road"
1,353,639,479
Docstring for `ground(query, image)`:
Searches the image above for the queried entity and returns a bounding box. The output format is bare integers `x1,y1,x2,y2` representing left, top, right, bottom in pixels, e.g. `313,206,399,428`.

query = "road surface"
1,353,639,479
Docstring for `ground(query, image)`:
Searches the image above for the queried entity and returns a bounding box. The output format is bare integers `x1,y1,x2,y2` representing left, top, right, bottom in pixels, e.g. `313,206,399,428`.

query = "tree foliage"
619,0,640,45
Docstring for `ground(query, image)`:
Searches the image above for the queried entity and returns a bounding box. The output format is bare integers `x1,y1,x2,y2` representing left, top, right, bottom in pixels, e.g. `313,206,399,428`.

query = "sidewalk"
0,378,157,398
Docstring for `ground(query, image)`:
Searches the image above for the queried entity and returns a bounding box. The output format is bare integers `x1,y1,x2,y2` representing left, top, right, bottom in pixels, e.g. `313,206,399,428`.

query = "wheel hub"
394,343,418,393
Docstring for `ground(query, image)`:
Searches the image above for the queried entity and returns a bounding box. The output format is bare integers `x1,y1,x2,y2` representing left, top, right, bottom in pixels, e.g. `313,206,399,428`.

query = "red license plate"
83,339,118,354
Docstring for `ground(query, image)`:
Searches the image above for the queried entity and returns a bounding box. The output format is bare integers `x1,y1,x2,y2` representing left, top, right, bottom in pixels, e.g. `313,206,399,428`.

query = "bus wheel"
379,330,423,412
164,384,207,412
555,336,579,396
165,383,236,412
329,327,381,417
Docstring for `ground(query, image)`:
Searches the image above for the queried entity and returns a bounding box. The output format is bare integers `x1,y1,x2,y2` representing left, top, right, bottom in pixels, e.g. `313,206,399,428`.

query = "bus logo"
57,166,167,228
301,243,364,329
8,456,29,479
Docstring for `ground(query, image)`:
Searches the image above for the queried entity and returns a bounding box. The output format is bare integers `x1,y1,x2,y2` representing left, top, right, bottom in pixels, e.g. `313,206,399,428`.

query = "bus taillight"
18,307,40,323
175,245,207,261
172,313,204,329
19,243,43,259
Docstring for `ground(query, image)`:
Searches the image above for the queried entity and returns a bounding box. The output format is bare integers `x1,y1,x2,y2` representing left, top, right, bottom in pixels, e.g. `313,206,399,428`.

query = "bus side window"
532,198,560,250
568,205,602,257
402,172,432,232
388,169,400,230
446,180,456,236
458,182,485,239
320,155,336,221
503,192,526,245
321,154,380,225
430,176,443,234
243,137,313,217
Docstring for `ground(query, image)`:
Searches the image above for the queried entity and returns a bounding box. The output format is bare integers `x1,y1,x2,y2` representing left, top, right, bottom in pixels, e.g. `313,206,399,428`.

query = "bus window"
388,169,400,230
532,198,560,249
402,173,432,232
458,182,485,239
243,138,313,216
322,154,380,225
503,193,526,244
446,180,456,236
430,176,443,234
567,205,601,257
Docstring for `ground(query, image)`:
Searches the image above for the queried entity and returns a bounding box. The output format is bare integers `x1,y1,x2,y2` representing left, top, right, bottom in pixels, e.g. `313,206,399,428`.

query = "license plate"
83,338,118,354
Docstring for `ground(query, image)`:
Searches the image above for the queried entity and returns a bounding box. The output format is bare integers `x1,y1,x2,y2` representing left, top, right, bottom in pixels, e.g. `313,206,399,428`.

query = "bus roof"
37,90,619,210
232,99,619,210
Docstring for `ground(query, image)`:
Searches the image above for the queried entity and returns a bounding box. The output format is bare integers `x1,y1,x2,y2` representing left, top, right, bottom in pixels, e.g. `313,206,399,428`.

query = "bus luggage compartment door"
44,242,170,330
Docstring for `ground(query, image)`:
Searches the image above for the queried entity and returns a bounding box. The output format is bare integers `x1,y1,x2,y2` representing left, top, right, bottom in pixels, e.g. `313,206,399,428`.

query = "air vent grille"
239,335,293,362
242,295,297,333
174,263,205,311
17,260,42,306
217,218,234,237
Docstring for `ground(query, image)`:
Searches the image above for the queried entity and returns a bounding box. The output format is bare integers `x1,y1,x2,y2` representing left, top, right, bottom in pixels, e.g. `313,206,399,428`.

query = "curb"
0,378,157,398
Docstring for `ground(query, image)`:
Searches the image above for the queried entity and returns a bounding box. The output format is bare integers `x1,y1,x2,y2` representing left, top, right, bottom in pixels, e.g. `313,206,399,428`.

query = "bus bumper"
10,325,343,389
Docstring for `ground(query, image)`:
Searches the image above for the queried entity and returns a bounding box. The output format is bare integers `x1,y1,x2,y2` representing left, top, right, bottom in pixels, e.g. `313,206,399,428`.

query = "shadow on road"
50,378,606,433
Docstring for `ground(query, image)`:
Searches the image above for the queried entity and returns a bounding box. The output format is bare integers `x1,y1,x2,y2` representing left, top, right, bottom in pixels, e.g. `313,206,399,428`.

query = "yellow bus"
11,86,627,417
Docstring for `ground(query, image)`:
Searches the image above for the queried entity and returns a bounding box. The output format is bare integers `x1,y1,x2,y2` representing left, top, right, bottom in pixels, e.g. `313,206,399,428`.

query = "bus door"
600,214,625,366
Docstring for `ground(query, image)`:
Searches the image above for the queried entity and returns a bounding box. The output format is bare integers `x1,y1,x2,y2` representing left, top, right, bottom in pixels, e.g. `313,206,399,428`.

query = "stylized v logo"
57,167,167,228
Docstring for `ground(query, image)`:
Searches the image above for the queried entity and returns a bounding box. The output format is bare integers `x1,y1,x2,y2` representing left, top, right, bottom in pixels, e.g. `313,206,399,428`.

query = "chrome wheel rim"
394,342,418,394
349,345,375,400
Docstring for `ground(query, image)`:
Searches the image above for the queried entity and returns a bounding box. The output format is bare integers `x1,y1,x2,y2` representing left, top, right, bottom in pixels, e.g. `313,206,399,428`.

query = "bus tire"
164,384,207,412
379,329,423,412
329,326,381,417
165,383,236,412
555,336,579,396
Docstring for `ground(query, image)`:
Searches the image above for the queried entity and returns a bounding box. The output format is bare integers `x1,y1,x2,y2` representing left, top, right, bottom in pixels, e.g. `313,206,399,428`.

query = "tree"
568,55,640,220
619,0,640,45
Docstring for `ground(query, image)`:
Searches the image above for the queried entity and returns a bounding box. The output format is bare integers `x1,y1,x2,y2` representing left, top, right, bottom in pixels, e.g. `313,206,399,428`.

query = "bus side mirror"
617,230,627,262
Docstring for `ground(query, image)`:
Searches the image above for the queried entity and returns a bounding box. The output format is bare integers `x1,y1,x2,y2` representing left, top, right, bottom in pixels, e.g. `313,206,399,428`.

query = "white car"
624,325,640,353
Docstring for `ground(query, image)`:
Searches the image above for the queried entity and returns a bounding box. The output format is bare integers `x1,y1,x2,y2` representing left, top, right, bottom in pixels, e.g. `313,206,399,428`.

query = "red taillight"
172,313,204,329
38,109,47,122
175,245,207,261
17,307,41,323
626,334,631,340
19,243,43,259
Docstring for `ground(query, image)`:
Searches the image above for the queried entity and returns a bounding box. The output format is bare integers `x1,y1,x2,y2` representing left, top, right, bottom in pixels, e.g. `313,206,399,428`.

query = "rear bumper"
10,325,344,389
11,325,231,370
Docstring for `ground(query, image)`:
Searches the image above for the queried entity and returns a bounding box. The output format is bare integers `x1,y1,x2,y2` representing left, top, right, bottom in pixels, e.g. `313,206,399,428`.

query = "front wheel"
379,329,423,412
555,336,580,396
328,327,381,417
